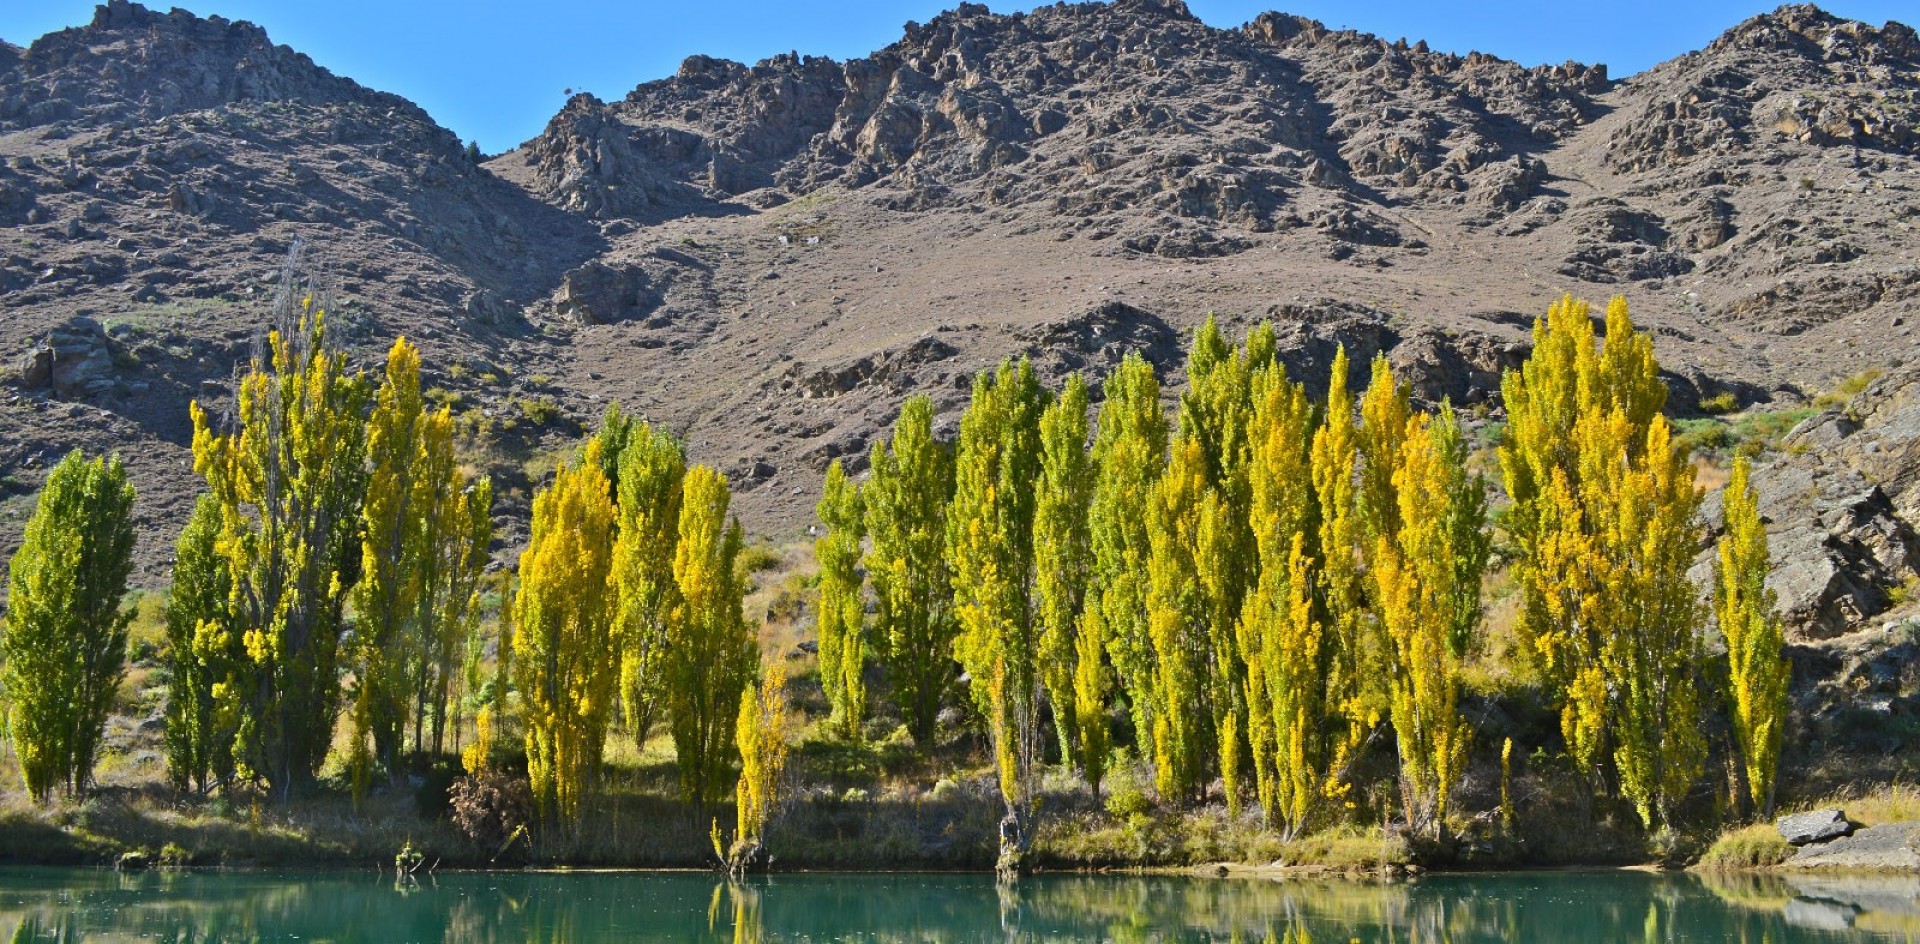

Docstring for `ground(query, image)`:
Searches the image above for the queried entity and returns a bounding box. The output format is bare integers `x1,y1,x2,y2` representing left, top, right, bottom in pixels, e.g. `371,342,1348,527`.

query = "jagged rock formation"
0,0,1916,638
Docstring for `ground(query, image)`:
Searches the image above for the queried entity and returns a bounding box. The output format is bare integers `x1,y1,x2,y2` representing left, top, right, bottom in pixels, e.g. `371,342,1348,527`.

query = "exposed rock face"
1777,808,1855,845
1716,364,1920,637
0,0,433,132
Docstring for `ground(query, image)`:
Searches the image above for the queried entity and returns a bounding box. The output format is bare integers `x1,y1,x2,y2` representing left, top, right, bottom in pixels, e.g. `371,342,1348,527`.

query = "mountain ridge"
0,0,1916,639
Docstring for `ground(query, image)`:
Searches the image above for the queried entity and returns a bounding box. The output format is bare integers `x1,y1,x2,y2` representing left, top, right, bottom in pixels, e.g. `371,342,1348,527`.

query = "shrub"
1699,392,1739,415
448,770,533,851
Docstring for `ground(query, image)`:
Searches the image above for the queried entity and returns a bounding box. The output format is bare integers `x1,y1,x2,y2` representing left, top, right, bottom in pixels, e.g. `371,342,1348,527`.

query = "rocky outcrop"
1788,822,1920,870
1778,808,1854,845
1725,364,1920,638
0,0,432,132
16,317,120,398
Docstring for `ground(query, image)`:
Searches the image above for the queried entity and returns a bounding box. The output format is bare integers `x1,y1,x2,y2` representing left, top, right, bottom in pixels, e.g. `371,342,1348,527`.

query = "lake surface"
0,867,1915,942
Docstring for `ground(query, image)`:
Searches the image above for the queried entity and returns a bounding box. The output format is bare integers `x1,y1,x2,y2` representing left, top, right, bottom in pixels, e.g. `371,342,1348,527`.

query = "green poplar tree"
1089,354,1168,766
163,495,241,794
1034,375,1094,775
864,396,957,746
815,459,867,740
948,359,1047,855
0,450,136,801
612,420,686,748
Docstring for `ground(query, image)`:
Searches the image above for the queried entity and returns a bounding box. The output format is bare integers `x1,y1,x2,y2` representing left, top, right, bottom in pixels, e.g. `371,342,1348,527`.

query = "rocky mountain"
0,1,1916,638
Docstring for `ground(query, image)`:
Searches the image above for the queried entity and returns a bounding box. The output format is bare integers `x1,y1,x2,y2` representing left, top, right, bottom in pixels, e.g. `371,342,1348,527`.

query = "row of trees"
813,296,1789,854
1,280,766,825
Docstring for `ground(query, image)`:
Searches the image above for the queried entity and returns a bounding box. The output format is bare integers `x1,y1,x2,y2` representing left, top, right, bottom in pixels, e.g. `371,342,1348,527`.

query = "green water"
0,867,1915,942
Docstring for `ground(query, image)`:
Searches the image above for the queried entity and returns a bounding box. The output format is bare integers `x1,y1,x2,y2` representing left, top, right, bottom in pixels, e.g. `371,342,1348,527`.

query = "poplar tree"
350,338,433,789
1034,375,1093,773
612,420,686,747
1173,319,1271,814
163,494,241,794
1309,347,1375,806
0,450,136,801
1145,438,1210,803
191,293,370,798
949,359,1047,848
513,446,618,823
814,459,866,740
668,465,756,807
1716,455,1788,818
732,660,793,867
864,396,957,745
1089,354,1167,765
1500,295,1705,827
1372,406,1482,837
1242,365,1321,833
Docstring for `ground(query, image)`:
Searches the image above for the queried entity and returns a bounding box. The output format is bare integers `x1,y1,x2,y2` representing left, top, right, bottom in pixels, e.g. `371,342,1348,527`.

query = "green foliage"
667,466,756,807
162,495,240,795
611,416,686,751
0,450,137,801
864,396,957,746
1035,375,1096,785
814,460,866,741
948,359,1047,844
1088,354,1168,780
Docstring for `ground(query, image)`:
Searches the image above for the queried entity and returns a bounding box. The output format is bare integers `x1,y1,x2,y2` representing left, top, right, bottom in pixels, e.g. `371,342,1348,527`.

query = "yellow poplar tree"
1089,354,1167,771
1034,374,1093,774
667,466,756,807
190,294,370,798
512,445,618,823
1309,346,1376,805
1372,406,1482,837
815,460,867,740
1716,455,1788,818
1500,295,1706,827
732,660,793,868
612,419,686,748
1241,365,1322,833
1145,438,1210,803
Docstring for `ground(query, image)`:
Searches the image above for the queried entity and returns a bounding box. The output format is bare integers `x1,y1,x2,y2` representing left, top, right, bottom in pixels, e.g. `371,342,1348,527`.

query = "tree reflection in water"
0,867,1908,942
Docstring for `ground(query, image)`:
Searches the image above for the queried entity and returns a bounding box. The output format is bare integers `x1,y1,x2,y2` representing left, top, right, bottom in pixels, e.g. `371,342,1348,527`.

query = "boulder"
1777,808,1854,846
16,316,118,397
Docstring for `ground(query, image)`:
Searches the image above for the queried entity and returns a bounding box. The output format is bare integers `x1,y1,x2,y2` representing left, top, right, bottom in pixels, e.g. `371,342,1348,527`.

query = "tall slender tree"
1089,354,1168,765
1034,375,1093,773
864,396,957,746
814,459,866,740
513,446,618,823
0,450,136,801
1716,455,1788,818
668,466,756,807
949,359,1048,855
612,420,686,748
163,494,241,794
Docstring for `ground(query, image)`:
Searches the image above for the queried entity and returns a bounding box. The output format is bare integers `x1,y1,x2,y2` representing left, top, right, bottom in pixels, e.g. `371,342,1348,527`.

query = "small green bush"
1699,391,1739,415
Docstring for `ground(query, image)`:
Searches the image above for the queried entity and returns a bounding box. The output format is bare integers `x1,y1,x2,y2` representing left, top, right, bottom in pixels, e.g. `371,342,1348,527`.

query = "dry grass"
1696,823,1792,870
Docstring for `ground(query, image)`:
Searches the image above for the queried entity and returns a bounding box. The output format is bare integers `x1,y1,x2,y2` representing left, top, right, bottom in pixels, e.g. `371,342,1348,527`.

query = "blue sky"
4,1,1913,153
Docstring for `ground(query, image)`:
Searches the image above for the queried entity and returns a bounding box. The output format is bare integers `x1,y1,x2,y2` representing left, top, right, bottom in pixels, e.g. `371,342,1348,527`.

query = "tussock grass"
1696,824,1792,870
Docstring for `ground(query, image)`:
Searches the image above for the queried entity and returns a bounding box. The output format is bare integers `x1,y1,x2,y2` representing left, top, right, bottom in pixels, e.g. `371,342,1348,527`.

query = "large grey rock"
16,317,118,398
1778,809,1854,846
1788,822,1920,869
